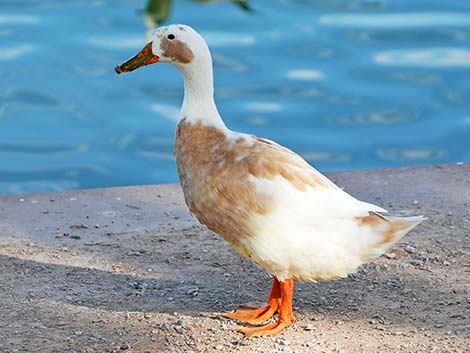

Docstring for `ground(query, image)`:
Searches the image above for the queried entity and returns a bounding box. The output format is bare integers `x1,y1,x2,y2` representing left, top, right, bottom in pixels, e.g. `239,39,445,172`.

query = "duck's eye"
167,34,175,40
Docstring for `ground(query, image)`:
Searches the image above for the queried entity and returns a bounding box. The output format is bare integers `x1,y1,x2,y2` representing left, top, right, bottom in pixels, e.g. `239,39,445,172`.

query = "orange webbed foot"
224,277,281,324
223,304,278,324
237,318,295,337
225,277,296,337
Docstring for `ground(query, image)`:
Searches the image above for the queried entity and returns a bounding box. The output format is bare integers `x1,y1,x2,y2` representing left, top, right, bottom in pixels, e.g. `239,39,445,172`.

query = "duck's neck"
177,57,226,130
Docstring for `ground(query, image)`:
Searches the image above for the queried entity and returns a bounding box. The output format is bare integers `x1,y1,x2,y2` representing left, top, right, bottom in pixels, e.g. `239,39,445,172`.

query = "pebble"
304,324,314,331
160,323,169,331
277,339,290,345
120,343,131,350
409,259,422,266
404,245,415,253
413,200,419,205
384,252,396,259
127,250,143,257
174,325,184,334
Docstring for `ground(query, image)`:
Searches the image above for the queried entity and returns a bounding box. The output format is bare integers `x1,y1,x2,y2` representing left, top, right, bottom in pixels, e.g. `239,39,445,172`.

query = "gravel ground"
0,164,469,353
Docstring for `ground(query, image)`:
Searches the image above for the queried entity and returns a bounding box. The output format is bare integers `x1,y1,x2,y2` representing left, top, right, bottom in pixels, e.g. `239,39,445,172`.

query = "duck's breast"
174,120,269,252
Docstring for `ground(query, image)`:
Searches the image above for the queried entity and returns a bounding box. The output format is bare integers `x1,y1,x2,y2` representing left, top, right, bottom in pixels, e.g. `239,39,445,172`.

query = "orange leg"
238,278,296,337
224,277,281,324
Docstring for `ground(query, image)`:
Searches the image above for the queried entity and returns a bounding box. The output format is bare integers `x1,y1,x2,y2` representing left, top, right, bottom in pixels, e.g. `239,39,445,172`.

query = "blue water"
1,0,469,194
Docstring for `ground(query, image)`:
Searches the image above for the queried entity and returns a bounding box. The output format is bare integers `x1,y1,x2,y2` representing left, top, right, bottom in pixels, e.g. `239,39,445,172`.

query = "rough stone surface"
0,163,469,353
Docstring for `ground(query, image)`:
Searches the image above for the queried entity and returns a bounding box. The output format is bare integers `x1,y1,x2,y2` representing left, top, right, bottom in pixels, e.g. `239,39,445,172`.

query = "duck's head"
115,24,210,74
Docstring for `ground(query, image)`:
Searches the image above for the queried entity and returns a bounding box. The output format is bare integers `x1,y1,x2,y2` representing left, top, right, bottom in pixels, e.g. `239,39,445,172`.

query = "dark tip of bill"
115,65,123,74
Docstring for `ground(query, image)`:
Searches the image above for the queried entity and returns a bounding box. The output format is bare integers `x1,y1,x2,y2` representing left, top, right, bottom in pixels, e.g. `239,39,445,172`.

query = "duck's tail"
358,212,427,261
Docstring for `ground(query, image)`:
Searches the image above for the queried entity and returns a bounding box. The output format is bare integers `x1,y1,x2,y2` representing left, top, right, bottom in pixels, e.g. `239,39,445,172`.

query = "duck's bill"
115,42,159,74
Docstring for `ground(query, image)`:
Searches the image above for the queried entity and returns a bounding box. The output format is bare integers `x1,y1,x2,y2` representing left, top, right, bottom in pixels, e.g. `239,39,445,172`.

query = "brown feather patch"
161,37,194,64
357,212,413,244
174,120,336,251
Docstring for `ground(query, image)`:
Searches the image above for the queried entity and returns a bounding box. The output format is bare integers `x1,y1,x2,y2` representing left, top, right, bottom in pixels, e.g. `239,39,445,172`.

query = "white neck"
177,56,226,129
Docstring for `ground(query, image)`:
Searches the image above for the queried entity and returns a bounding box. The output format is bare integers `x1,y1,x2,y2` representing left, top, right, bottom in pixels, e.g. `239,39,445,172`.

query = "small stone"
160,323,169,331
127,250,143,257
412,200,419,205
278,339,290,345
384,252,396,259
90,332,101,339
70,235,81,240
176,319,184,327
174,325,184,334
409,259,422,266
404,245,415,253
120,343,131,350
304,324,314,331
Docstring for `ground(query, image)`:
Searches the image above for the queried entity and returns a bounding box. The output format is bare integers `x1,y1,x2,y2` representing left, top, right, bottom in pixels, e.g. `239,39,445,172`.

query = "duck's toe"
237,318,294,337
223,304,277,324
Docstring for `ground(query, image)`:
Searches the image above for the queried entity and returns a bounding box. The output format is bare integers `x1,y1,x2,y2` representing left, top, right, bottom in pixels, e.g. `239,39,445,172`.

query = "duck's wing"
246,136,387,219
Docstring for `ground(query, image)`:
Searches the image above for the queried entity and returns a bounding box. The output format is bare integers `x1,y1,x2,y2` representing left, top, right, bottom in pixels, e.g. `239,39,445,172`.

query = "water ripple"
201,31,255,47
333,110,418,126
374,48,470,67
391,72,443,85
302,150,351,163
0,141,88,157
0,88,66,117
150,103,180,122
245,102,283,113
87,36,144,50
376,147,447,161
0,15,39,25
287,69,324,81
0,44,34,61
319,13,470,28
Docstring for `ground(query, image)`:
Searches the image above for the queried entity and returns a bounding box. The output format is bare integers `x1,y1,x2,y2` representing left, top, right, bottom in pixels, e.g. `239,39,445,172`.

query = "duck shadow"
1,224,466,339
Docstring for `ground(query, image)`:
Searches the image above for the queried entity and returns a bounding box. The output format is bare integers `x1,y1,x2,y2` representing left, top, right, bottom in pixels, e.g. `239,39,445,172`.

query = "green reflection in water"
143,0,251,27
143,0,171,27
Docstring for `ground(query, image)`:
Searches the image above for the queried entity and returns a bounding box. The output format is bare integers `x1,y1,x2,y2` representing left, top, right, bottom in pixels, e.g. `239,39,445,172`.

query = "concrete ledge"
0,164,469,352
1,163,468,246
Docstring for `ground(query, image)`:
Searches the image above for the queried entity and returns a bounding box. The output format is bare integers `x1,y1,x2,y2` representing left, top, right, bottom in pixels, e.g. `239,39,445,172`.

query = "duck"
115,24,426,337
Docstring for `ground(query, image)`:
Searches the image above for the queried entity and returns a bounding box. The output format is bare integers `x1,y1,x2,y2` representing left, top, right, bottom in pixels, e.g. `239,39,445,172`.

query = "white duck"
116,24,426,337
